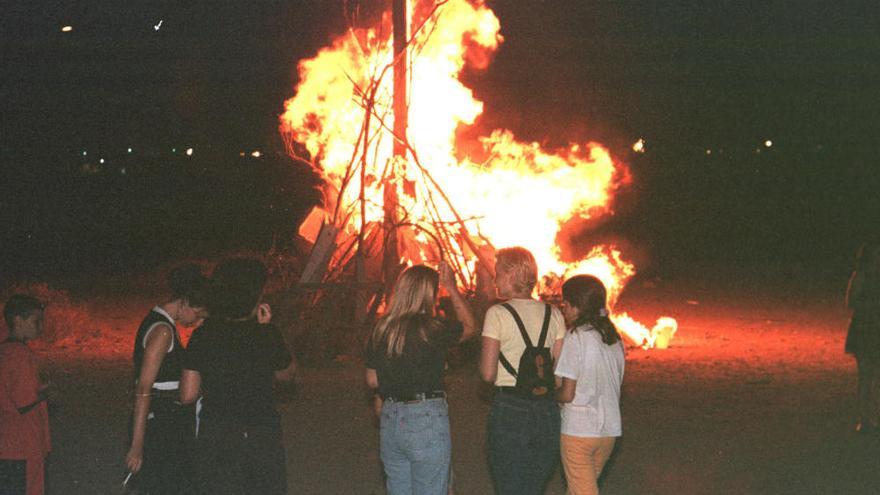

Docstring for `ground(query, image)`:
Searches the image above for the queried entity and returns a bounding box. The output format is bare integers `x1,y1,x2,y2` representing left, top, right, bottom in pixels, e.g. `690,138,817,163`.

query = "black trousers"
131,400,196,494
0,460,25,495
193,420,287,495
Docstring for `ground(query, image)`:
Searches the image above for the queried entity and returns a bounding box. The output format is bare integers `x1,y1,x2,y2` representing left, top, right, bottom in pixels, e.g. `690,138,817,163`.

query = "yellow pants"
560,434,616,495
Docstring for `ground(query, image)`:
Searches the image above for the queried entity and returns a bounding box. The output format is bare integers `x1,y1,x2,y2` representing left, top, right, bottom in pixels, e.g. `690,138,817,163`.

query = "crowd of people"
1,258,296,495
0,247,627,495
11,242,874,493
366,247,625,495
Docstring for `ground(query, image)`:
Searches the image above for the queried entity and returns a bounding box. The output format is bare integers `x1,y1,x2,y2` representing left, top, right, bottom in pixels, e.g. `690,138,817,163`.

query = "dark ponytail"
561,275,621,346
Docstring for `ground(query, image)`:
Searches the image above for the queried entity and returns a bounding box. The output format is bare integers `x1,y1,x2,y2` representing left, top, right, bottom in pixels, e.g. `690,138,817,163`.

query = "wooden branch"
299,223,340,284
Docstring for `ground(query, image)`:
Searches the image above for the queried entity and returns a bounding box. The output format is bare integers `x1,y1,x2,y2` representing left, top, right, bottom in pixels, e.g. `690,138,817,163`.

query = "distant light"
764,140,773,148
99,158,105,164
186,147,194,156
127,147,133,153
61,26,73,33
705,149,712,155
251,150,262,158
154,20,164,31
755,148,762,154
632,138,645,153
81,150,87,156
171,148,176,153
239,151,245,157
120,167,127,175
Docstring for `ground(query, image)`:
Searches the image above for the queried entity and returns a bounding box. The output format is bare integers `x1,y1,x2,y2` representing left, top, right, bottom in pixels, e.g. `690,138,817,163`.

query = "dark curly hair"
167,263,210,308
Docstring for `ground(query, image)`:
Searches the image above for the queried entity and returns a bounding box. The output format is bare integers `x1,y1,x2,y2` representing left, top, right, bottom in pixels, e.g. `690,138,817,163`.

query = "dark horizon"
4,1,877,148
2,0,879,281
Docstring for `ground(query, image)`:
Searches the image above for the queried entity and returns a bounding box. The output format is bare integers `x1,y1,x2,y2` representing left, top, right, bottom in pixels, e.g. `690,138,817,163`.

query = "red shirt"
0,341,50,459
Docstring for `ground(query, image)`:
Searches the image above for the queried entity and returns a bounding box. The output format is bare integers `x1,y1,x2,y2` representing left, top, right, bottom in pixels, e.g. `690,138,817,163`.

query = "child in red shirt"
0,295,50,495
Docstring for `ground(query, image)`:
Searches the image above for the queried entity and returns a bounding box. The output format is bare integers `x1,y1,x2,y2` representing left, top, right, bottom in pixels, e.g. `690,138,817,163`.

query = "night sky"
2,1,879,279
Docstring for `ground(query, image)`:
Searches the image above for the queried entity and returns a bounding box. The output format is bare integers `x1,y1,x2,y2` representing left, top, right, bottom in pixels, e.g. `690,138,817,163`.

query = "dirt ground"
33,270,879,494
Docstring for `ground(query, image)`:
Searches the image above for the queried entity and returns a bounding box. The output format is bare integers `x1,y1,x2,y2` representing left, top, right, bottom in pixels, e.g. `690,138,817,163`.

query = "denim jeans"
380,398,451,495
487,393,560,495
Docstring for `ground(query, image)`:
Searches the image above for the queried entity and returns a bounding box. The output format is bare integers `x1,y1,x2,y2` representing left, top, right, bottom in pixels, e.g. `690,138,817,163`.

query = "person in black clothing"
845,242,880,433
126,264,210,494
365,262,476,495
180,258,295,495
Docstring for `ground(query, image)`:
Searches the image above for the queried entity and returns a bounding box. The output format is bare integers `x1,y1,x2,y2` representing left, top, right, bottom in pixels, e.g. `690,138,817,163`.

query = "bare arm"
365,368,382,417
846,271,864,310
126,325,172,473
556,377,576,403
480,337,500,383
439,262,477,343
551,338,564,362
179,370,201,405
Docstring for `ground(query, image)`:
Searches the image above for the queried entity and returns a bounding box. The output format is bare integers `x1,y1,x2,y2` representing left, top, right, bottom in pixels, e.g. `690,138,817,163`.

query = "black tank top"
133,309,184,387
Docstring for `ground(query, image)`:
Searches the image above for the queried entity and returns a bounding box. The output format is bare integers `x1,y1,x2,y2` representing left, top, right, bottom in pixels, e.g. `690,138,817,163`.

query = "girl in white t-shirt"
555,275,625,495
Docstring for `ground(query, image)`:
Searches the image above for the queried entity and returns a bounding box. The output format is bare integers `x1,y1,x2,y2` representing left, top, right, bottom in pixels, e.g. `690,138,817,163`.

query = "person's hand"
439,261,457,291
257,303,272,324
125,446,144,473
372,394,383,419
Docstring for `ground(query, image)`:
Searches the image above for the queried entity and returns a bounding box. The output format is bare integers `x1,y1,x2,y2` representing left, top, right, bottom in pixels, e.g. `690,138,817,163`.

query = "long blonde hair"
371,265,439,357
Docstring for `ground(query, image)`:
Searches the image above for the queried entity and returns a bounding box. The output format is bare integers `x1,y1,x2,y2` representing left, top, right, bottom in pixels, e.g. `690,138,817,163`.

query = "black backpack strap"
536,304,552,348
501,303,534,348
498,352,518,378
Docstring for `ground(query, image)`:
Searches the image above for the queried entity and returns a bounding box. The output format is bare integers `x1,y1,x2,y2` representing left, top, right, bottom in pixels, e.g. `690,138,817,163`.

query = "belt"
495,386,519,394
384,391,447,404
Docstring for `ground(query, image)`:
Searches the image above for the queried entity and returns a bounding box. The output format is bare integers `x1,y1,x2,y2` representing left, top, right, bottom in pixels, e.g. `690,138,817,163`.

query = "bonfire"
279,0,674,349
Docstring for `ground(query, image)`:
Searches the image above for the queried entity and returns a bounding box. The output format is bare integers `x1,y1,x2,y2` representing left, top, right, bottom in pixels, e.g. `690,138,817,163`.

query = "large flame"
280,0,674,348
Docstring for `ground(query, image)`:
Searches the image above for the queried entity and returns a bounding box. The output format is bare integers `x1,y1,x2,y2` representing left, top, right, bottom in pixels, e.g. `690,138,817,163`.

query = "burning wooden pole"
382,0,410,300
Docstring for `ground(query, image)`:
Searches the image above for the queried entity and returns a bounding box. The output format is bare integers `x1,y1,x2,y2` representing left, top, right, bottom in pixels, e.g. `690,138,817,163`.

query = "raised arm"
439,261,477,343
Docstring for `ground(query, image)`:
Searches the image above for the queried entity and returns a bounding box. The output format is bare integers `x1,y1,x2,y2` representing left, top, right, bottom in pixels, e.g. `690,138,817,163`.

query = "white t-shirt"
482,298,566,387
554,325,625,437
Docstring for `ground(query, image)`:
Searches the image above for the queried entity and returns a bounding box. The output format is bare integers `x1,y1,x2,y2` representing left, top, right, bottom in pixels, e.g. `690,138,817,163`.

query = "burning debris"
279,0,675,349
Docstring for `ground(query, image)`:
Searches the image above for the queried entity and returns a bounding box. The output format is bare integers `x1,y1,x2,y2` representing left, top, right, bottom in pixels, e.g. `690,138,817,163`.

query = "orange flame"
280,0,675,348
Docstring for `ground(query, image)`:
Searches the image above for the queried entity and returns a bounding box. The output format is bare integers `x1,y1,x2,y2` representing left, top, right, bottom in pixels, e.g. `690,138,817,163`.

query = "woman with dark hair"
365,262,476,495
180,258,295,495
125,263,209,494
845,242,880,433
554,275,625,495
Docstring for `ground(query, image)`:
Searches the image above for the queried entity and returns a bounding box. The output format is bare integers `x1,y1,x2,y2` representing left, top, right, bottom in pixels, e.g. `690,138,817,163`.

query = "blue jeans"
380,398,451,495
487,393,560,495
